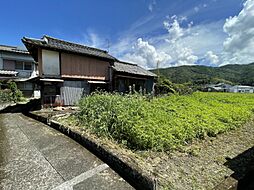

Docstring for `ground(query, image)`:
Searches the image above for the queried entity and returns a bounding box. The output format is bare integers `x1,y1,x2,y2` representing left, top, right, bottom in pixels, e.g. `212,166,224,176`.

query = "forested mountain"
151,63,254,85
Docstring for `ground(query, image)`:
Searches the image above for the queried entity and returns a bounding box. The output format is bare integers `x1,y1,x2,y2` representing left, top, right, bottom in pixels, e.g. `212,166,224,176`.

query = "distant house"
229,85,254,93
22,35,156,106
0,45,39,97
204,83,254,93
205,83,232,92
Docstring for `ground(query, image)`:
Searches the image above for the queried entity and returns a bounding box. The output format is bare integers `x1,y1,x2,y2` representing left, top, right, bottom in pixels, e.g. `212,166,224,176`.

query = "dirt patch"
31,110,254,190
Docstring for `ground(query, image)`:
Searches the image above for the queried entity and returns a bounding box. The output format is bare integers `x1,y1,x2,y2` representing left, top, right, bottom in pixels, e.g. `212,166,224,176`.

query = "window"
15,61,24,70
24,62,32,70
3,60,15,70
15,61,32,70
17,82,33,90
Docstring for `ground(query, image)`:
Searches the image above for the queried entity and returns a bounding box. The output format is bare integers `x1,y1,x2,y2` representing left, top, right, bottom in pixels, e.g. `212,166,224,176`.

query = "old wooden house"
113,61,156,93
22,35,156,106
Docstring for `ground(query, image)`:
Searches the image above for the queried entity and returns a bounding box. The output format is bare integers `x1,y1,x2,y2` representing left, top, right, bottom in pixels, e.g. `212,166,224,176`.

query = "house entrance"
42,81,63,107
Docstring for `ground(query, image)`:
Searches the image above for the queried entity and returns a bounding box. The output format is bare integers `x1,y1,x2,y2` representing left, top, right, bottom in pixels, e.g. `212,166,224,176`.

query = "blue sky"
1,0,253,68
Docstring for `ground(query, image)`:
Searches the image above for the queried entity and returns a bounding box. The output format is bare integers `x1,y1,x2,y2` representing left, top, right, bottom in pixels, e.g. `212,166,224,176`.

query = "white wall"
42,49,60,76
229,86,254,93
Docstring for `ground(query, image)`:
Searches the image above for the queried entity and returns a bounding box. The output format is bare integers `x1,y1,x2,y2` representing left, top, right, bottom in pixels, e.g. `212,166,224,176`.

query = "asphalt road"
0,113,134,190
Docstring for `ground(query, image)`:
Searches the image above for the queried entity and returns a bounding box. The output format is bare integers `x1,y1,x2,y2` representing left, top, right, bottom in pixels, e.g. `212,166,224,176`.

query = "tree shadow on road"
224,146,254,190
0,99,41,114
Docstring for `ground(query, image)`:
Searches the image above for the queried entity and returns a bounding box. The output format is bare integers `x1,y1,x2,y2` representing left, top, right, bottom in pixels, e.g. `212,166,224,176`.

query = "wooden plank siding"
61,53,110,80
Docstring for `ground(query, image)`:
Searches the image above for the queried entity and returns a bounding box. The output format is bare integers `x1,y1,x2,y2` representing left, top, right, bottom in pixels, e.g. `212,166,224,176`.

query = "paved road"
0,113,134,190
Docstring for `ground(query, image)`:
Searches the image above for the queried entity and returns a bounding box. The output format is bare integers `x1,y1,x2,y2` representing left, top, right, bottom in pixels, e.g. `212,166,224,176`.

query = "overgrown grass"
75,92,254,151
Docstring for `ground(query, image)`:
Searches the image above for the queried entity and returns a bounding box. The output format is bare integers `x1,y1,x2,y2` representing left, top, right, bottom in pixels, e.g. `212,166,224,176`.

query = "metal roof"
231,85,254,89
0,45,29,54
22,35,116,61
113,61,157,77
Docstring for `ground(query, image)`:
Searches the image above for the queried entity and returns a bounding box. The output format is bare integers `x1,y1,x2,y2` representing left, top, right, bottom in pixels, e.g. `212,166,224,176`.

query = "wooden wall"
61,53,110,80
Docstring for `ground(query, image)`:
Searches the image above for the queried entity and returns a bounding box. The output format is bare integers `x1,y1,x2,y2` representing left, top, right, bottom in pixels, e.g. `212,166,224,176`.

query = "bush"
0,81,23,103
0,89,13,103
155,76,193,95
75,92,254,151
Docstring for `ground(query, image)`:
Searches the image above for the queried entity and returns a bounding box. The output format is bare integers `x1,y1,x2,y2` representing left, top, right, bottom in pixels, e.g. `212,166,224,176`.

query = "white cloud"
162,16,198,66
148,0,157,12
79,18,226,69
79,29,109,50
121,16,200,68
205,51,219,64
172,44,198,66
163,18,184,43
222,0,254,65
78,0,254,69
123,38,171,69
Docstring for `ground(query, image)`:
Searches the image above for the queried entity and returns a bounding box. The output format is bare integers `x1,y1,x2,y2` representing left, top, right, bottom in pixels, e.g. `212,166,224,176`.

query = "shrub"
0,89,13,103
0,81,23,103
155,77,193,95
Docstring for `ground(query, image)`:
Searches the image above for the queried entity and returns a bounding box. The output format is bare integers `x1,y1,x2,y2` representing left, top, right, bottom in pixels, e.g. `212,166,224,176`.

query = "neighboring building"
22,35,156,106
113,61,156,93
0,45,38,97
205,83,232,92
229,85,254,93
204,83,254,93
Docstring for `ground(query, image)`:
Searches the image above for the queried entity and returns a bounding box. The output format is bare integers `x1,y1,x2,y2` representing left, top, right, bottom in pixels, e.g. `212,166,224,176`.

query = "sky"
0,0,253,69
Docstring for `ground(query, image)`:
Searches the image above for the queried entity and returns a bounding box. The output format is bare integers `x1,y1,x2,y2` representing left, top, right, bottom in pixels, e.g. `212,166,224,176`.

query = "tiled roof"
0,70,18,76
113,61,157,77
22,35,116,61
0,45,29,54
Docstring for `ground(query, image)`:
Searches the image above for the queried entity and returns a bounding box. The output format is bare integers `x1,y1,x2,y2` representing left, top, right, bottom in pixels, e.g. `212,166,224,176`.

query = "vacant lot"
53,92,254,189
73,92,254,151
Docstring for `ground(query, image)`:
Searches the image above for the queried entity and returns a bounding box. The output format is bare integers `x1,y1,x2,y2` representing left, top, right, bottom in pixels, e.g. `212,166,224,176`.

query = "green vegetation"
155,76,193,95
151,63,254,85
75,92,254,151
0,81,23,103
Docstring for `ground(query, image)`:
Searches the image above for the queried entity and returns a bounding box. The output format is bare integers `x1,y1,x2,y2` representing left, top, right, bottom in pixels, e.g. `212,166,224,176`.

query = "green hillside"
151,63,254,85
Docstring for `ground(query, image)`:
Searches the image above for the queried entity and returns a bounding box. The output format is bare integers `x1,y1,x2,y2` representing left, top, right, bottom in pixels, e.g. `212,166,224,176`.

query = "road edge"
24,111,158,190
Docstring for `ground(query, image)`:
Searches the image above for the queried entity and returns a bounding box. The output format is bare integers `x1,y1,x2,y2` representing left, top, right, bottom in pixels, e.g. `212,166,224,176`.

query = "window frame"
15,61,33,71
15,61,24,70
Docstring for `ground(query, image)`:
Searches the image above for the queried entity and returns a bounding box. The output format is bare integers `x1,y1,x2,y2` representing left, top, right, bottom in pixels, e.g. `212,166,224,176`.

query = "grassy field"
75,92,254,151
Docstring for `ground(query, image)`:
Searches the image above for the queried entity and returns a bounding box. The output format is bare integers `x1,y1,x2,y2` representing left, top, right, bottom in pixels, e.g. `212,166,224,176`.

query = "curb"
25,112,158,190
